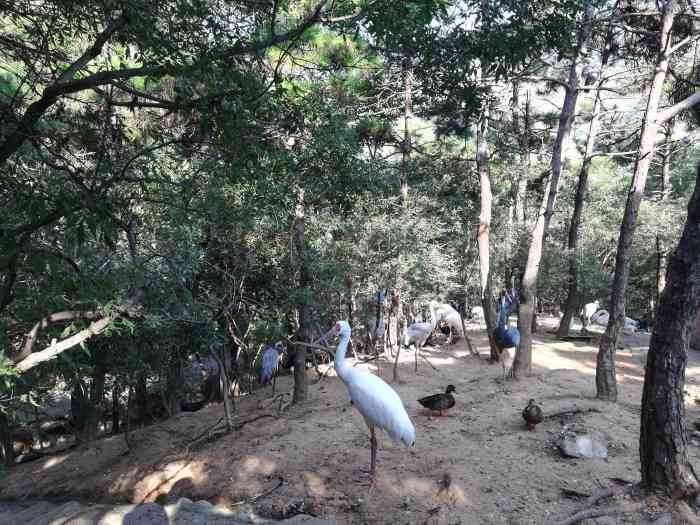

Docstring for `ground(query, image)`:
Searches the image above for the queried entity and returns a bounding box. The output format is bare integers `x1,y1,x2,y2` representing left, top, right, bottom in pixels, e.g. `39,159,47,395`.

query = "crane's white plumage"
434,303,464,342
330,320,415,483
402,303,439,348
589,309,638,334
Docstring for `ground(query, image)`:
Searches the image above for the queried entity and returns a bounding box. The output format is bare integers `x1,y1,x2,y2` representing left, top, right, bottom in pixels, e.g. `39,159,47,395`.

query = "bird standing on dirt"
326,320,415,486
522,399,543,431
418,385,456,417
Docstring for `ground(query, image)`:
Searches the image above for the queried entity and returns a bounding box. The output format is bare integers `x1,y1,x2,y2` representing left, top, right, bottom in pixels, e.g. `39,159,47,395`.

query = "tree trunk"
292,193,311,404
134,372,148,424
209,345,233,431
557,87,604,337
475,107,500,361
112,382,121,434
511,83,531,229
596,0,677,401
0,411,14,467
515,4,591,375
392,289,403,382
71,371,103,444
639,163,700,497
656,235,668,305
164,355,183,417
400,57,412,207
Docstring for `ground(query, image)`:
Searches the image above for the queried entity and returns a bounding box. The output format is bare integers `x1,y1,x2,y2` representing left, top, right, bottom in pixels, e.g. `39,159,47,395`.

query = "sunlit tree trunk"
558,64,607,336
475,107,499,361
515,3,591,375
596,0,678,401
292,191,311,404
640,163,700,497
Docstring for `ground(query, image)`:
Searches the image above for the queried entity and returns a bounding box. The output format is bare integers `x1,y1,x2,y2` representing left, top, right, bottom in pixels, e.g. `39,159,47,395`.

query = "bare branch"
13,296,144,373
657,92,700,124
56,16,127,84
16,310,102,364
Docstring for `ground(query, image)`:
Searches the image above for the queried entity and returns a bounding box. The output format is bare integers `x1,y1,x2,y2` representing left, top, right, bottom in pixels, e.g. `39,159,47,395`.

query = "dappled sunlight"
303,471,328,497
40,453,69,471
132,460,207,503
240,455,277,477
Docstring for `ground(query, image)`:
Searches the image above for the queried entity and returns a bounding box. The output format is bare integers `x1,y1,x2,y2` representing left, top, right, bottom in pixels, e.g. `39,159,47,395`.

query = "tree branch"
0,3,328,166
657,92,700,124
55,16,127,84
15,310,103,364
13,295,144,373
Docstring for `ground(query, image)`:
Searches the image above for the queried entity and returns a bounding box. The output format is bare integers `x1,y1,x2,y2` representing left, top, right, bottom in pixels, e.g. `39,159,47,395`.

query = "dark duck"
522,399,543,431
418,385,456,416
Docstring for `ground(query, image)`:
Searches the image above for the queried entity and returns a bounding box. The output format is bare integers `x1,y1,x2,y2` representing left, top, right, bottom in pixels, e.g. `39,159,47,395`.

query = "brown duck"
522,399,543,431
418,385,456,416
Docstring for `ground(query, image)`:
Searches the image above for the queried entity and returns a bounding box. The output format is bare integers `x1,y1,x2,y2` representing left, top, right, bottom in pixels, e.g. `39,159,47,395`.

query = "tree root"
552,501,643,525
551,482,639,525
185,414,276,452
230,476,284,506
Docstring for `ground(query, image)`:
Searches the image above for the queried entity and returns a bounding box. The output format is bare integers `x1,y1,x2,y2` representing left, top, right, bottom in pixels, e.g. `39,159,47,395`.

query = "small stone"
558,430,608,459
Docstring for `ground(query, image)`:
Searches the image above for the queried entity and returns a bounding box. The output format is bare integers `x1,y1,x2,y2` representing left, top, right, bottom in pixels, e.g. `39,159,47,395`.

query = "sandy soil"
3,318,700,524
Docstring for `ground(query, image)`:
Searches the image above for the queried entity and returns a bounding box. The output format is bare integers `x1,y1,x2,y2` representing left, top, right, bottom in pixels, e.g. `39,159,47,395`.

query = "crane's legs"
363,426,376,488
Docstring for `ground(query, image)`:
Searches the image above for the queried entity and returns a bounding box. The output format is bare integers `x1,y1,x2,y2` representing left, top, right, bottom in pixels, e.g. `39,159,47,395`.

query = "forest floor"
3,318,700,524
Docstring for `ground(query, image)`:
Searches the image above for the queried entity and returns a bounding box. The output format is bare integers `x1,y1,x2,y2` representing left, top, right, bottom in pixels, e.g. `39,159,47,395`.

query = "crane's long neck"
334,332,351,380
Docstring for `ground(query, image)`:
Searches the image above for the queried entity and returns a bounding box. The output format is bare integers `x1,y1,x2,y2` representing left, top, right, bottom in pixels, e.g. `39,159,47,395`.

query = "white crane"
590,309,639,334
579,300,600,331
327,320,415,486
434,303,464,344
402,302,439,349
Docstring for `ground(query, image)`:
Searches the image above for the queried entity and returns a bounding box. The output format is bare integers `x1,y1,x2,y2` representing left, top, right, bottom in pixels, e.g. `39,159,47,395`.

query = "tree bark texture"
400,57,412,208
557,87,604,337
596,0,677,401
292,194,311,404
0,411,13,466
639,163,700,497
515,4,591,375
71,368,104,444
475,108,499,361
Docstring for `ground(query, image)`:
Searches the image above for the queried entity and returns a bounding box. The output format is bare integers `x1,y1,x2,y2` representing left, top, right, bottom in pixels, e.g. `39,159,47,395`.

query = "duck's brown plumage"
522,399,543,431
418,385,456,413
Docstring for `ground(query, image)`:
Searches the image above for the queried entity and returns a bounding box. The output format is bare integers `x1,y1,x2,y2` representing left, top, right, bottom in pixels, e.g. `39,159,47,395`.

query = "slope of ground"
2,318,700,524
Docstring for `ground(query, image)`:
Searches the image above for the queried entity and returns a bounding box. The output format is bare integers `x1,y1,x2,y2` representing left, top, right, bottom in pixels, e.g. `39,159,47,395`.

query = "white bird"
327,320,415,486
579,300,600,331
589,309,638,334
402,302,439,349
434,303,464,343
470,306,484,321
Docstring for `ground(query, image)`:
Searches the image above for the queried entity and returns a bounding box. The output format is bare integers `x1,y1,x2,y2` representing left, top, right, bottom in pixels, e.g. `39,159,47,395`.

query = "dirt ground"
3,318,700,524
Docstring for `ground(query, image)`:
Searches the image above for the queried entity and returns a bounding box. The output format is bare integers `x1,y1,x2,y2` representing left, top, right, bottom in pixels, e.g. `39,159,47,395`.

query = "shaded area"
1,320,700,524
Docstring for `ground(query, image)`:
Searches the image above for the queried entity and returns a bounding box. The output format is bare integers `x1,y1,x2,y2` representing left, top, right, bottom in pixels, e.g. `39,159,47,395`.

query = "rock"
558,430,608,459
124,502,169,525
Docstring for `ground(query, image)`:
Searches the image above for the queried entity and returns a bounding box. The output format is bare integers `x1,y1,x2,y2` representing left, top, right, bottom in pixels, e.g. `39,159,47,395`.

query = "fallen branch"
551,502,643,525
552,482,639,525
230,476,284,506
186,414,277,452
544,407,601,420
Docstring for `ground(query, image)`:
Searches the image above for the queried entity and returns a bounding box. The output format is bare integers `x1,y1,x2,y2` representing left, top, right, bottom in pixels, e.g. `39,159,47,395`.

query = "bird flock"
313,309,542,486
256,292,551,487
